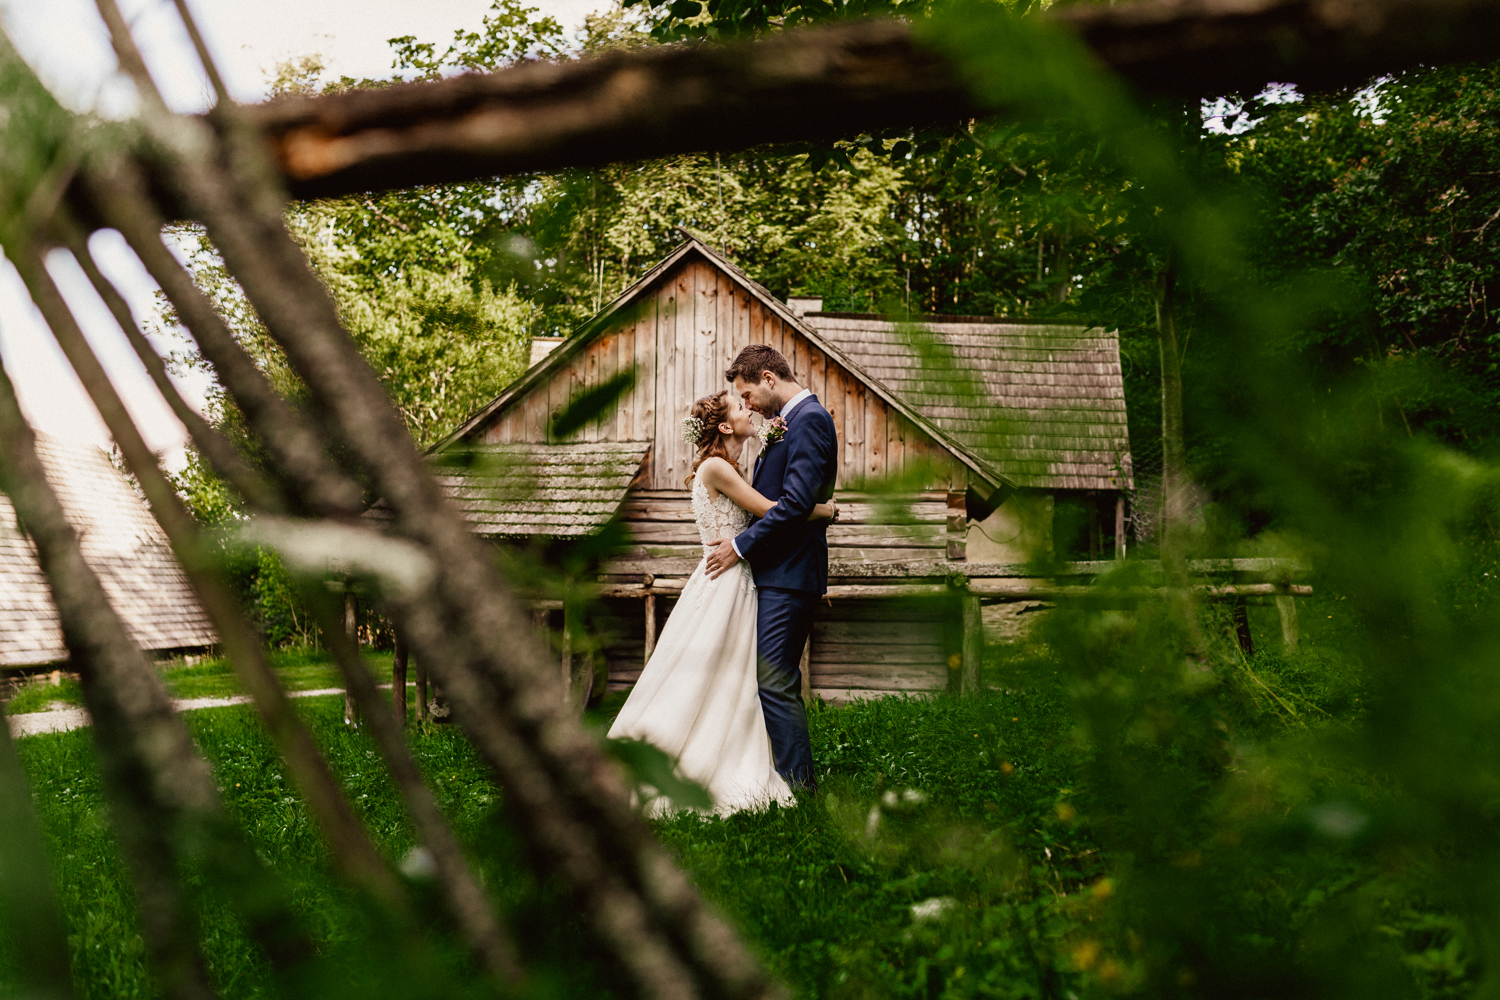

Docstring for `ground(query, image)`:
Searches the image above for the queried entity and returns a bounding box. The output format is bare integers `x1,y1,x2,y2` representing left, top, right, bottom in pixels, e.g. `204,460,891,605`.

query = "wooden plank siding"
468,250,969,494
614,490,951,564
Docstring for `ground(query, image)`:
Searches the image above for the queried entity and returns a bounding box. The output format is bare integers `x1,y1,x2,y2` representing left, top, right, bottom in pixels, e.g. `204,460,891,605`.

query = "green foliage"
3,676,84,715
388,0,568,80
301,210,532,449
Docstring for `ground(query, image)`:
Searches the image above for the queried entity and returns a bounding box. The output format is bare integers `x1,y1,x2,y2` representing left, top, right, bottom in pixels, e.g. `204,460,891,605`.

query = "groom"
705,344,837,792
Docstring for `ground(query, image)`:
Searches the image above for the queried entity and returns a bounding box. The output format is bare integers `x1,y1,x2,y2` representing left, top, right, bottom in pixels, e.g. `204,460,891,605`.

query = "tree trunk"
1050,227,1071,303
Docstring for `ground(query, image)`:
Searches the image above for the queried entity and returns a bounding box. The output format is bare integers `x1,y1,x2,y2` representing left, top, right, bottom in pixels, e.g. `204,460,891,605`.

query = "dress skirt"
606,558,795,816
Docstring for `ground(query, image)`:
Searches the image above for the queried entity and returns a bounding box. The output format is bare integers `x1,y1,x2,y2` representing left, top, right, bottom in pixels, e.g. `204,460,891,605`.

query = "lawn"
3,647,386,714
1,607,1457,999
3,643,1106,1000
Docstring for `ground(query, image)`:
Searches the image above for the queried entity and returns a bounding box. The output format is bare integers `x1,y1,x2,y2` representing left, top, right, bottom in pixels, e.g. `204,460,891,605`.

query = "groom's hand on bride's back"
705,539,740,578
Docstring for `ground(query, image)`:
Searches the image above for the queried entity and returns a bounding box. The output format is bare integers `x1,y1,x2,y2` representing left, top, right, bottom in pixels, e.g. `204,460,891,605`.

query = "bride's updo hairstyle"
684,391,735,486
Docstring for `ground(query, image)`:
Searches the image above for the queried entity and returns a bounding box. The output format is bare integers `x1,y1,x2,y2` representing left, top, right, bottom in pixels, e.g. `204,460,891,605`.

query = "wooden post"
1114,494,1126,560
961,592,983,696
1231,597,1253,654
1276,595,1299,651
643,593,657,665
1088,491,1101,560
414,649,429,724
392,632,408,727
799,635,812,704
343,590,359,725
561,605,574,706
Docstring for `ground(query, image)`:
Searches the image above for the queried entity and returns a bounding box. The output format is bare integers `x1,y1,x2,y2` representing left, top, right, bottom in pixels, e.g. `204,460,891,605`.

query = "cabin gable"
465,251,970,493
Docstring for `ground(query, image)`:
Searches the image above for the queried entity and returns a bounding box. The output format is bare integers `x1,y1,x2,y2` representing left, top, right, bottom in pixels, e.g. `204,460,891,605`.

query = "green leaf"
669,0,702,18
550,368,639,440
605,738,714,811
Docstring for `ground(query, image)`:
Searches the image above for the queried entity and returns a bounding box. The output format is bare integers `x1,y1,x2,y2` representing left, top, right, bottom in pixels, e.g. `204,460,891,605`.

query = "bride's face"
720,395,755,441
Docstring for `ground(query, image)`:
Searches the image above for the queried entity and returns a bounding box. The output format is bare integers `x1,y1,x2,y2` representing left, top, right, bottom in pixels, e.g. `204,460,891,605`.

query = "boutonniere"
758,416,788,446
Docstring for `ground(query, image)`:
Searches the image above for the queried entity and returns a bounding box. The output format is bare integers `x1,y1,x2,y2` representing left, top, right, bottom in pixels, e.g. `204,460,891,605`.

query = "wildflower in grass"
910,897,956,921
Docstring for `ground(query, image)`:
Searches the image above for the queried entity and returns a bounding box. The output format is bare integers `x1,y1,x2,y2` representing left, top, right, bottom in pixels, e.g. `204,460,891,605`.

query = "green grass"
160,647,368,700
4,676,84,715
4,648,383,714
5,618,1432,999
7,655,1102,1000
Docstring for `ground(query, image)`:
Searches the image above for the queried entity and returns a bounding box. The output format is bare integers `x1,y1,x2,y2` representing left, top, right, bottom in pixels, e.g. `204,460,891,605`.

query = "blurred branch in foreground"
72,0,1500,208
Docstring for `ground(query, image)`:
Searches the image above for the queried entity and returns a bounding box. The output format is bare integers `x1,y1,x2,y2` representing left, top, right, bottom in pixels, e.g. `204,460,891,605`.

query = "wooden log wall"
615,489,954,564
479,254,969,493
587,594,957,699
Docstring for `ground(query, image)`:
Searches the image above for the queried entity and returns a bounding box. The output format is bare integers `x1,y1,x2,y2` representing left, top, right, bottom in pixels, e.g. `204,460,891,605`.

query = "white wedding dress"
607,480,796,817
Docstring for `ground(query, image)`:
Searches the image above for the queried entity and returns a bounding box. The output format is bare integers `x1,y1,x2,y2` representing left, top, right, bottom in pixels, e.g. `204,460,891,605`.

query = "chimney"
529,336,566,367
786,296,823,317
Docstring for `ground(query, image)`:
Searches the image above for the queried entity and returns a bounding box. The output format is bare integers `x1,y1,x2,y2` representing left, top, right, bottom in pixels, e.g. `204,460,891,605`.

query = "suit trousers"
755,586,816,789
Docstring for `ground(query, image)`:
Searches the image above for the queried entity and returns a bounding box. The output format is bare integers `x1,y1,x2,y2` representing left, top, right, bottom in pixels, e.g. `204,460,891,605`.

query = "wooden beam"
169,0,1500,207
343,591,358,726
561,605,574,707
1114,494,1126,561
1231,597,1253,654
392,631,408,727
1276,594,1300,651
414,648,429,724
243,20,975,202
643,593,657,666
799,636,812,704
961,593,983,696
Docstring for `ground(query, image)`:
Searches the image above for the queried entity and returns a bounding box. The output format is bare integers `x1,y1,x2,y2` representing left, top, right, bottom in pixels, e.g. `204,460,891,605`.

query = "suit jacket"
735,395,838,593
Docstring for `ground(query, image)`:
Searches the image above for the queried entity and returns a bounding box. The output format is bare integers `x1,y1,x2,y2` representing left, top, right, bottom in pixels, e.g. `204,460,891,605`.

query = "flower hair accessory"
758,415,788,446
680,415,706,445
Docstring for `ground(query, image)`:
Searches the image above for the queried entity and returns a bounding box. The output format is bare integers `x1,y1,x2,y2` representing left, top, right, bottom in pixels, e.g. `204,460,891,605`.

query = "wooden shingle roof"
0,436,216,667
805,315,1133,492
370,441,651,538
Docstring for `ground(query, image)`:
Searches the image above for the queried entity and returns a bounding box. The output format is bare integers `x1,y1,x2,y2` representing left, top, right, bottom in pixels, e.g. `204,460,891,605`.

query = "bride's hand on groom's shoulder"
705,538,740,578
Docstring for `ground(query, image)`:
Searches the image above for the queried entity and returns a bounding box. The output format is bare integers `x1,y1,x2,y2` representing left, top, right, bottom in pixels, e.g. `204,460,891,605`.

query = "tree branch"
212,0,1500,202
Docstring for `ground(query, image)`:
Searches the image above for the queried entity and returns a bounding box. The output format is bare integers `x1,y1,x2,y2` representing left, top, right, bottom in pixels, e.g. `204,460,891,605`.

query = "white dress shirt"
730,388,814,559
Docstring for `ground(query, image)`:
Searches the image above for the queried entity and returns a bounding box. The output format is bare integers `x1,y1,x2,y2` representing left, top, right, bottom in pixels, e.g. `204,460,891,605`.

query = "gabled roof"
433,234,1015,491
368,441,650,538
0,436,216,666
807,315,1133,492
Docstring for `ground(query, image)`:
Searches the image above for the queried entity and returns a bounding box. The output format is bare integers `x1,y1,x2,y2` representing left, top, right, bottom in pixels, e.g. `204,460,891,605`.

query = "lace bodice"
691,479,751,550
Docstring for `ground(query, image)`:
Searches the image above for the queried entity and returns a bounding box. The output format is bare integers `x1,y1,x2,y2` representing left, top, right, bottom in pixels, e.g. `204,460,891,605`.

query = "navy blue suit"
735,395,837,789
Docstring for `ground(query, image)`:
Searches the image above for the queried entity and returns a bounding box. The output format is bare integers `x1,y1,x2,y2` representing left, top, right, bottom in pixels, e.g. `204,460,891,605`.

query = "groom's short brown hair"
725,345,793,384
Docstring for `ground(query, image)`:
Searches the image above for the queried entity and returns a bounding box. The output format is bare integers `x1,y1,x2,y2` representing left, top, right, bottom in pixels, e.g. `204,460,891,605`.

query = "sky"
0,0,604,468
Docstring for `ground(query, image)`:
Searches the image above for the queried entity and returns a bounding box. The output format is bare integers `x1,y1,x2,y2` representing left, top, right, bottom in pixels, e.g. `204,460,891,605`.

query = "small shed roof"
369,441,651,538
805,315,1133,493
0,436,216,667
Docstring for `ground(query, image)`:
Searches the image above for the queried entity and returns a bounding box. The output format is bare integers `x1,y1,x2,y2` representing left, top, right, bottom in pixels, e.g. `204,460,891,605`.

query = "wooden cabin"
0,436,216,668
429,235,1135,700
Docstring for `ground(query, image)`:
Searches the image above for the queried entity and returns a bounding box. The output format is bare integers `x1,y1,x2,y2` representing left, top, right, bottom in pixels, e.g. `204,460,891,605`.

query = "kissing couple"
608,344,839,815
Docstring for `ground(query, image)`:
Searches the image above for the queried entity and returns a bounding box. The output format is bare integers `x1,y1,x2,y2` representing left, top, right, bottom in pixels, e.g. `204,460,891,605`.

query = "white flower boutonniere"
758,415,788,446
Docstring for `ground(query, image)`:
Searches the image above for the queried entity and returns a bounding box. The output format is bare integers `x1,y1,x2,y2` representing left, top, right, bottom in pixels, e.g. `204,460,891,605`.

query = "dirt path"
7,688,347,739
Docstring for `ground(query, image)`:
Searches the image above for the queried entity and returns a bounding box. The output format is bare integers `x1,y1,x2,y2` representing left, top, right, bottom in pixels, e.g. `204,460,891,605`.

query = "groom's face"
733,374,780,418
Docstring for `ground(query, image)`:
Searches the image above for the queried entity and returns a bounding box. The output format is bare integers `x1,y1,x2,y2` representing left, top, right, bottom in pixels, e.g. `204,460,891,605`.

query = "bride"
607,390,836,816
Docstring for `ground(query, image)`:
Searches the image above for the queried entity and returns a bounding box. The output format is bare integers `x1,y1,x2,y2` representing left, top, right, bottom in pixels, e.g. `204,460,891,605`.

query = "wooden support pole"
799,635,812,704
1231,597,1253,654
414,648,429,724
643,594,657,666
1088,492,1101,561
1115,495,1126,560
343,590,359,726
961,592,983,696
561,605,574,706
392,631,408,727
1276,595,1300,651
